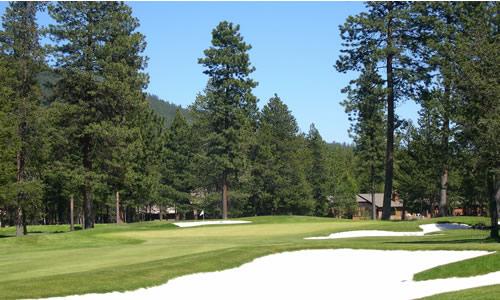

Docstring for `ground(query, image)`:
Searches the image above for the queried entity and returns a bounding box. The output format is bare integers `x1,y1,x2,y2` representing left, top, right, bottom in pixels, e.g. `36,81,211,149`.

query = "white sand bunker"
173,220,251,228
44,249,499,300
306,223,471,240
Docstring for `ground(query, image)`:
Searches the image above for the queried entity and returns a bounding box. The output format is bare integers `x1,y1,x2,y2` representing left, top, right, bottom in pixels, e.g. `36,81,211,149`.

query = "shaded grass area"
420,284,500,300
414,252,500,281
0,216,498,299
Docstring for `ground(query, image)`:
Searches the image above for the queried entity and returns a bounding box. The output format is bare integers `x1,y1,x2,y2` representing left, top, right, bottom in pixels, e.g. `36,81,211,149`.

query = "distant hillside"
36,71,191,128
327,141,354,150
147,94,191,127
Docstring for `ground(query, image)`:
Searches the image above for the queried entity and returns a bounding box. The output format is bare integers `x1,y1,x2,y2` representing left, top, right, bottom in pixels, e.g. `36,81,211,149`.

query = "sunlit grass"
0,216,498,299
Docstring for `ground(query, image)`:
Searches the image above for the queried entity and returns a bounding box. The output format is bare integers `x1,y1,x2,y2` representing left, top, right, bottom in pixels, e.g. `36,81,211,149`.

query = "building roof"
356,193,403,208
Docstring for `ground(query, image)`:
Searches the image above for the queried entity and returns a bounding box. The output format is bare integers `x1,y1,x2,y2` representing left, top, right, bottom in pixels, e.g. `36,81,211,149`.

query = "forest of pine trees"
0,2,498,239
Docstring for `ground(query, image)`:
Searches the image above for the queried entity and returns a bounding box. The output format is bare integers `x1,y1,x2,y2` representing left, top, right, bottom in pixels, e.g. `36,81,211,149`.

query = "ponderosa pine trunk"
70,195,74,231
116,191,122,224
371,164,376,220
83,138,94,229
15,206,24,236
439,83,451,217
382,4,395,221
15,150,26,236
439,167,449,217
490,175,499,240
222,174,228,219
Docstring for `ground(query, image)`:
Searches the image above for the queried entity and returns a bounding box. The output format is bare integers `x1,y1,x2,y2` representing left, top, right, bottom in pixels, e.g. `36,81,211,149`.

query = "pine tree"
410,2,462,217
161,109,196,218
336,2,426,220
306,124,329,216
0,49,16,228
0,2,46,236
249,95,313,215
195,21,258,219
450,2,499,239
48,2,148,228
326,143,358,218
342,63,385,219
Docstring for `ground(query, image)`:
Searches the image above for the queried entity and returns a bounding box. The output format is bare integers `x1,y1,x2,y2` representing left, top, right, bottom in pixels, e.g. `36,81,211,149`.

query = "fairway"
1,216,499,299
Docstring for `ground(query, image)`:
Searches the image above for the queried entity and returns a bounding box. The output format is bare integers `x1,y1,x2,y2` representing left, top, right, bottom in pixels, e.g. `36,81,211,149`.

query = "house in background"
354,193,403,220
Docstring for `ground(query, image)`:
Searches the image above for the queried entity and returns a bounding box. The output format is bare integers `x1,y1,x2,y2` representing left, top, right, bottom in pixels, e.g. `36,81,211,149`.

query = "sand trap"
173,220,251,228
306,223,471,240
43,249,499,300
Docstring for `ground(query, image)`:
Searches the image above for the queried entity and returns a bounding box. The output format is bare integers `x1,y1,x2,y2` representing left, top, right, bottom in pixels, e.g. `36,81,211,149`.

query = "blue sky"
0,1,419,144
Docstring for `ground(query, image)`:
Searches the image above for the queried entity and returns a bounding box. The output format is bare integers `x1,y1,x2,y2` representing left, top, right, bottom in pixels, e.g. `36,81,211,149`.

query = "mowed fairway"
0,216,499,299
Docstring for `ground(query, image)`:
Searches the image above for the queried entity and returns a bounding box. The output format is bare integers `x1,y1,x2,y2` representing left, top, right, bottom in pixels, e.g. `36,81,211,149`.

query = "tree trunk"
439,82,451,217
439,167,449,217
159,205,163,221
115,191,122,224
83,138,94,229
70,195,74,231
222,174,229,219
16,151,26,237
489,175,499,240
382,6,394,221
371,164,376,220
15,206,24,237
402,199,406,221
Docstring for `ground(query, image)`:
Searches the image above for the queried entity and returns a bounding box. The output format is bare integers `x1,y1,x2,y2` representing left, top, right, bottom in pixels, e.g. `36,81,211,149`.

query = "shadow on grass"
29,230,66,234
387,238,499,245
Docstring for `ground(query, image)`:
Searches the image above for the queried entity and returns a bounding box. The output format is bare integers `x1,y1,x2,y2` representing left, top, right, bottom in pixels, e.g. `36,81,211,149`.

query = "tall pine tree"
0,2,45,236
306,124,329,216
451,2,499,239
249,95,313,215
48,2,148,228
337,2,426,219
342,62,385,219
194,21,258,219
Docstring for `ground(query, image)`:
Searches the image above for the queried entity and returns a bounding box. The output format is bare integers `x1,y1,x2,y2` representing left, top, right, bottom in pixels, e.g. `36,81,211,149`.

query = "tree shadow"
29,230,66,234
387,238,499,245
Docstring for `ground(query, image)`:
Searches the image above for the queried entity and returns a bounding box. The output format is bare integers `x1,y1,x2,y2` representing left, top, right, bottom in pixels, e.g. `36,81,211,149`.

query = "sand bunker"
173,220,251,228
43,249,499,300
305,223,471,240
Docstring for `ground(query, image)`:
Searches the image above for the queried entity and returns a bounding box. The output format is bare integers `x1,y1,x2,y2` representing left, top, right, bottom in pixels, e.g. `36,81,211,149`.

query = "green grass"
420,285,500,300
0,216,498,299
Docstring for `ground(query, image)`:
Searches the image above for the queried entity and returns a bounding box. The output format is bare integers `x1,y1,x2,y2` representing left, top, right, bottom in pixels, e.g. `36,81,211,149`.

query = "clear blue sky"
0,1,419,144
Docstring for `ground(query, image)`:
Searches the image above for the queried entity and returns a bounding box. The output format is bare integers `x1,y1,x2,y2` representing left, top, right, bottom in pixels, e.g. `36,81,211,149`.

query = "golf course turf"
0,216,498,299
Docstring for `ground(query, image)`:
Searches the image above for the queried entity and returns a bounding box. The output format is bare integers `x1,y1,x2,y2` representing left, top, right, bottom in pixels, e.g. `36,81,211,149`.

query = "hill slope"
146,94,191,127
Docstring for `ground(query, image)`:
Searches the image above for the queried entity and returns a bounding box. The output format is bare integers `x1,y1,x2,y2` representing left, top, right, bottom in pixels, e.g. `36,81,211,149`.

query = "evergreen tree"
124,108,163,222
194,21,258,219
342,63,385,219
450,2,499,239
48,2,148,228
0,49,16,228
0,2,46,235
336,2,426,220
326,143,358,218
249,95,313,215
411,2,461,217
161,109,196,218
306,124,329,216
